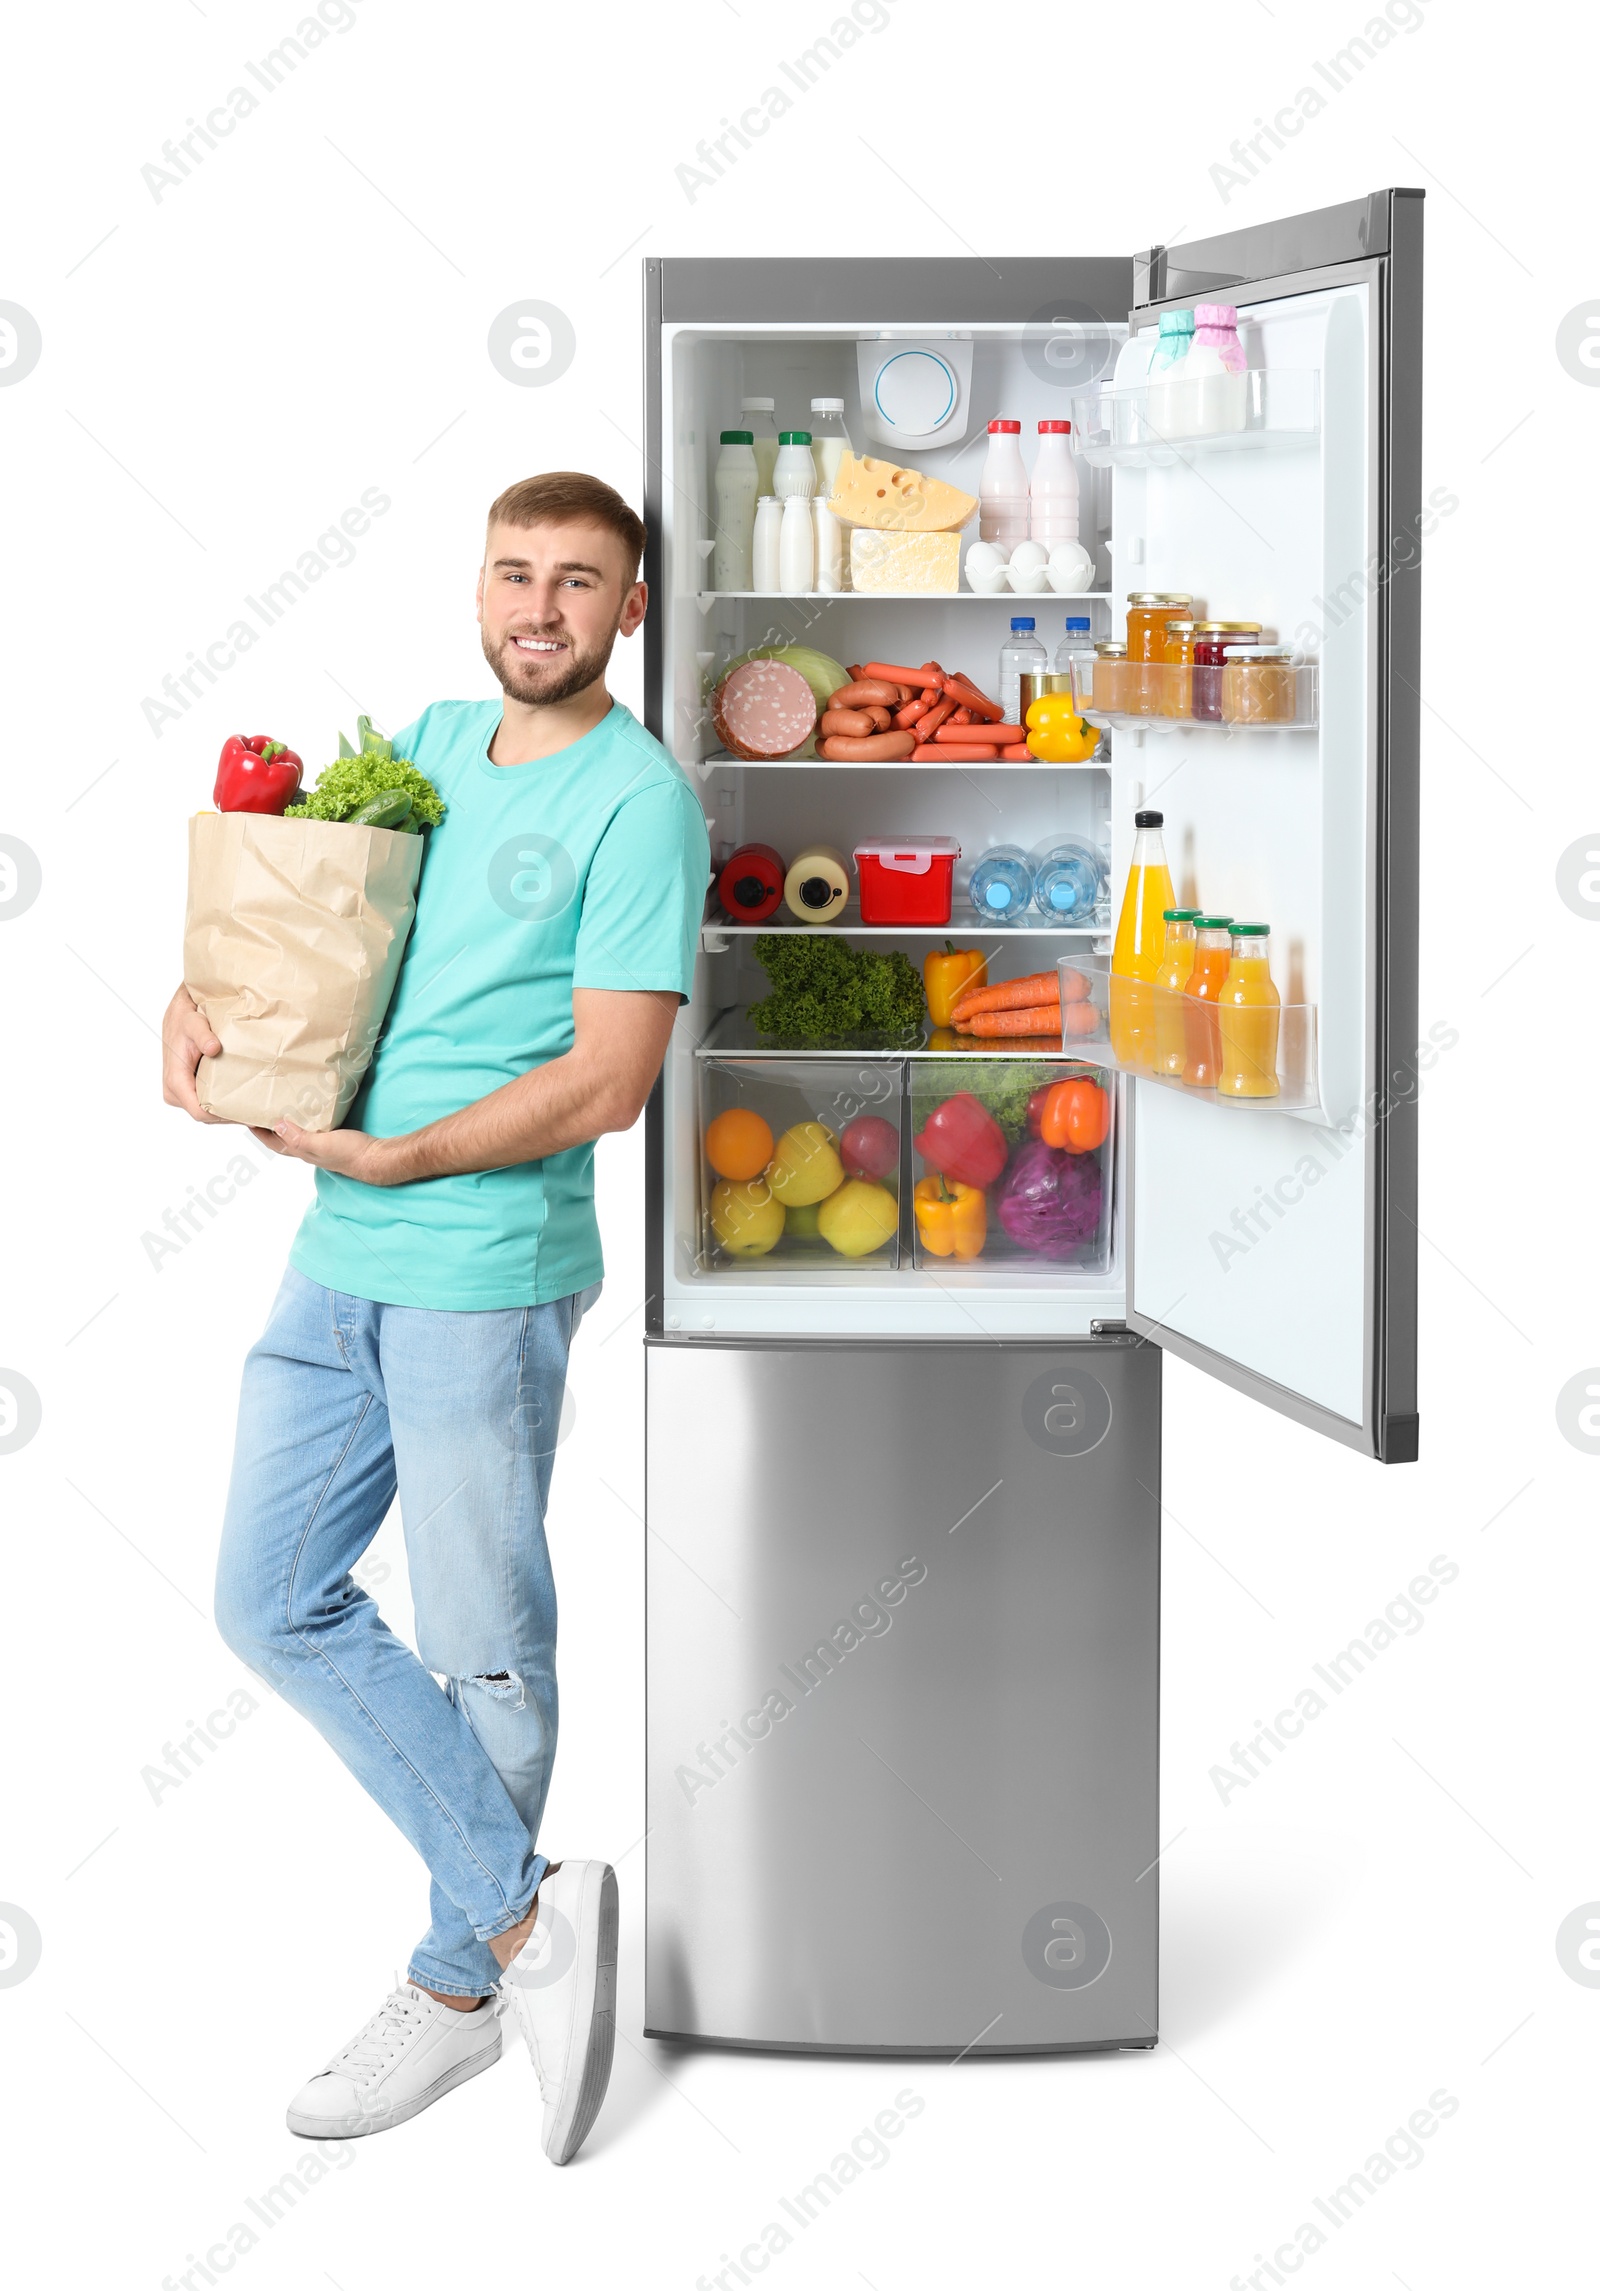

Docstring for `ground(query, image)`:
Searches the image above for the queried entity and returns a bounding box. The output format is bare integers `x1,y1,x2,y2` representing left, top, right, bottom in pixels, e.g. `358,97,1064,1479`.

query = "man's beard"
482,620,618,706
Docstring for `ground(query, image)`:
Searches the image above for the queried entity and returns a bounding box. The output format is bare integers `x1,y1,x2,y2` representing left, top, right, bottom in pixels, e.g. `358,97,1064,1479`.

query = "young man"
162,472,709,2162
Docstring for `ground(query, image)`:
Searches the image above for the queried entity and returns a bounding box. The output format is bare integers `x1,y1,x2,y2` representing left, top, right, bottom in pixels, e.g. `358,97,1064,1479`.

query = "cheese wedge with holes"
826,451,977,534
849,529,961,594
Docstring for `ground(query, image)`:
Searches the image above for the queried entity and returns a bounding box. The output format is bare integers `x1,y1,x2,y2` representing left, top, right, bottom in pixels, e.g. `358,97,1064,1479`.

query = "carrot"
957,1003,1065,1036
862,660,945,690
931,721,1024,744
950,970,1062,1021
941,675,1003,722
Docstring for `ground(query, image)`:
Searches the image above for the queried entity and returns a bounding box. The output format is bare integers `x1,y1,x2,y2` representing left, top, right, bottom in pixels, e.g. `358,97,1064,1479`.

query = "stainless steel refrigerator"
639,190,1422,2056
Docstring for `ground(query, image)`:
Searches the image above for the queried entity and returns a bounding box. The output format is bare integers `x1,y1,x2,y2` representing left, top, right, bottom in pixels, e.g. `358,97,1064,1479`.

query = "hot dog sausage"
816,731,917,762
860,660,946,691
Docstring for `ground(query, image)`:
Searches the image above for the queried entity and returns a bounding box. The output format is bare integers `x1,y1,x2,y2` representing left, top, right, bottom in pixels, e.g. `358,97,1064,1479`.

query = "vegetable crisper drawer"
697,1057,905,1274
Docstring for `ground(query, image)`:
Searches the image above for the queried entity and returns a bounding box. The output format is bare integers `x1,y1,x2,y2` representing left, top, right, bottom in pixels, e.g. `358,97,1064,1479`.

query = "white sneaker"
501,1860,618,2164
286,1983,502,2139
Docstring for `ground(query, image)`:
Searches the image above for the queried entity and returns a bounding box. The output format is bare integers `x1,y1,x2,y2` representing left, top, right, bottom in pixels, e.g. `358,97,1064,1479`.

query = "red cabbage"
995,1137,1104,1257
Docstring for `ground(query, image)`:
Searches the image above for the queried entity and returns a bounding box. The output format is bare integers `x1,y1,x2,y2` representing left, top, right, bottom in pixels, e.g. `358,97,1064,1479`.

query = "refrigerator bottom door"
645,1337,1160,2056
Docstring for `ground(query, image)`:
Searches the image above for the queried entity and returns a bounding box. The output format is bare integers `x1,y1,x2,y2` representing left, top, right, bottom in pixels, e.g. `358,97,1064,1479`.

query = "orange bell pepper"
923,942,987,1029
914,1172,987,1260
1039,1077,1110,1154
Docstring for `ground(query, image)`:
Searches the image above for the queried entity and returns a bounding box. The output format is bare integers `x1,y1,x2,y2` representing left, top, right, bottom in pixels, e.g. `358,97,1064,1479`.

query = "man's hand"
251,1122,402,1183
162,986,226,1123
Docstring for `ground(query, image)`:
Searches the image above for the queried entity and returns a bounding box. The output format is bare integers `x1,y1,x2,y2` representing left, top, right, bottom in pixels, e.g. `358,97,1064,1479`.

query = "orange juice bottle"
1180,916,1234,1087
1216,923,1282,1098
1152,909,1198,1075
1110,809,1175,1067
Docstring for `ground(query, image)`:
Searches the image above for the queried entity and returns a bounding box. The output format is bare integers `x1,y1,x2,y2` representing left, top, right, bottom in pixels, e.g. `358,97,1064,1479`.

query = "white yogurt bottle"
752,496,783,593
778,496,815,592
809,398,853,498
813,496,844,592
1177,303,1249,436
711,429,758,591
741,397,780,496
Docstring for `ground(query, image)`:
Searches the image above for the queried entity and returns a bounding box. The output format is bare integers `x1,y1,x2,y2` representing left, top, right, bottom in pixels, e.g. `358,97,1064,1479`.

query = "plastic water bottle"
998,617,1047,726
1055,615,1095,673
1030,838,1107,924
968,845,1034,924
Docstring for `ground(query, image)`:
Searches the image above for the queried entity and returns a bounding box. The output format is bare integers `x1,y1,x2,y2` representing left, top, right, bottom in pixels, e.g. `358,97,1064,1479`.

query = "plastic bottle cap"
810,397,845,413
1157,310,1195,334
1064,617,1091,631
1194,303,1238,327
778,431,813,445
984,882,1014,909
1038,419,1071,433
988,419,1022,432
1134,809,1163,828
720,430,754,444
741,397,775,411
1010,618,1036,631
1162,908,1200,921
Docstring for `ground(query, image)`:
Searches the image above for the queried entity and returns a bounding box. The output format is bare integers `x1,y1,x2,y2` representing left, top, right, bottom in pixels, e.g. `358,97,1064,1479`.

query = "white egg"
1009,540,1049,573
964,541,1004,573
1046,542,1095,591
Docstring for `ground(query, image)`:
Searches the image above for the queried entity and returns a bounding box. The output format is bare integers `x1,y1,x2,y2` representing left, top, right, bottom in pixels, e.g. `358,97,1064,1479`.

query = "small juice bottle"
1110,809,1175,1067
1180,916,1234,1088
1151,910,1198,1075
1216,923,1281,1098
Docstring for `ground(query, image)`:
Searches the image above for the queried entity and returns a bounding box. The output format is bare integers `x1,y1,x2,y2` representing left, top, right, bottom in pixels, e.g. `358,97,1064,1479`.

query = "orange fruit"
705,1107,774,1182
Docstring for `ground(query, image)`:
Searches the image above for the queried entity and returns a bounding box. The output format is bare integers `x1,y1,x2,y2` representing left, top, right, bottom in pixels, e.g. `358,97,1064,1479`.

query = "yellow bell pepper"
914,1172,987,1260
923,942,987,1029
1025,691,1100,763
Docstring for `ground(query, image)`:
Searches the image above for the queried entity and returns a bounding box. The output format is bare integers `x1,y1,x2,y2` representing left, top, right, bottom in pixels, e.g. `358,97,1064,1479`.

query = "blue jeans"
215,1267,599,1997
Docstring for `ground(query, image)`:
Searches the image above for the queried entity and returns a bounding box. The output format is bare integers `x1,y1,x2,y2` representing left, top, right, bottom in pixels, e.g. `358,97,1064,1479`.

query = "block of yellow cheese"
826,451,977,533
849,529,961,594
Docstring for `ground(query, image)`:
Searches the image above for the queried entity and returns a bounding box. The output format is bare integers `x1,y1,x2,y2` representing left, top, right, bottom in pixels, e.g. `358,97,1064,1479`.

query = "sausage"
941,676,1004,721
820,706,891,738
892,697,933,730
827,679,901,711
948,706,973,726
914,743,1012,760
861,660,946,691
916,696,956,740
931,721,1025,744
817,731,917,762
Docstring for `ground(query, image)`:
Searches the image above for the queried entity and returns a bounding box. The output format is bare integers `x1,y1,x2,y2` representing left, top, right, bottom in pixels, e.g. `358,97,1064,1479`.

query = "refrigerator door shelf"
1075,661,1318,735
701,902,1103,949
645,1338,1159,2056
1071,366,1320,469
1060,956,1325,1123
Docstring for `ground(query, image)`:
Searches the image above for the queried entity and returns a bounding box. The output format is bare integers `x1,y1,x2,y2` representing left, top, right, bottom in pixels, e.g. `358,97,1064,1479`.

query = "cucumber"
347,789,412,828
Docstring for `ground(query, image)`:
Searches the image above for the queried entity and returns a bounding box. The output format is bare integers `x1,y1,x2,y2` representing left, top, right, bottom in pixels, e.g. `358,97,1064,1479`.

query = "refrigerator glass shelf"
702,901,1105,949
1059,956,1322,1114
697,752,1109,772
1070,367,1320,469
694,1010,1102,1060
694,589,1111,604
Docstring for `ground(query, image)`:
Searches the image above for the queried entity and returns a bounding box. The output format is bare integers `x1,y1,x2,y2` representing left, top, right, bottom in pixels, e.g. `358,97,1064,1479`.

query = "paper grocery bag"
183,811,423,1132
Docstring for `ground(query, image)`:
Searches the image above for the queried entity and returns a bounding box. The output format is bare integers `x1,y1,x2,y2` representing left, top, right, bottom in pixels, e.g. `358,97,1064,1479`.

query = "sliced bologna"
712,660,819,760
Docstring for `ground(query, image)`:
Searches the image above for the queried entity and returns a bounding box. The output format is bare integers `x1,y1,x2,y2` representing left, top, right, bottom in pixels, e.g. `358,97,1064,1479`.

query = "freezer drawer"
645,1336,1159,2056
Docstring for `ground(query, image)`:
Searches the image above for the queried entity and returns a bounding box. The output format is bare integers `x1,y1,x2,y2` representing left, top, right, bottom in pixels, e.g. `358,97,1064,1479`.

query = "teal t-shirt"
289,698,709,1311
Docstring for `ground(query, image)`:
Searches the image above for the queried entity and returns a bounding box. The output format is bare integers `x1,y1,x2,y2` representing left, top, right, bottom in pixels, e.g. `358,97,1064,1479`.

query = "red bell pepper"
912,1091,1007,1188
214,733,303,815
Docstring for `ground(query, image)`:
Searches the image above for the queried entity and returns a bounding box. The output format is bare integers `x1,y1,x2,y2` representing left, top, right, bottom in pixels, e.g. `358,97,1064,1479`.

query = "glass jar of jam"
1221,644,1297,725
1125,592,1194,715
1157,619,1199,717
1088,640,1134,717
1192,620,1262,721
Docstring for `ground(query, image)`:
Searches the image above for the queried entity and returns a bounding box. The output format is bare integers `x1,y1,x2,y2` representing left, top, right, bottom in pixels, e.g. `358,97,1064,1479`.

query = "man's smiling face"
476,517,646,707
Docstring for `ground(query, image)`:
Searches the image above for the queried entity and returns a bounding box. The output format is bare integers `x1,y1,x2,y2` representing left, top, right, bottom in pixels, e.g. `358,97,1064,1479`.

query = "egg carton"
964,540,1097,596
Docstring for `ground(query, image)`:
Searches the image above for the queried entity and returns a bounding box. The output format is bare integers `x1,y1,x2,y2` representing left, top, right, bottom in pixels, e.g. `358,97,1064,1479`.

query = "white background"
0,0,1592,2282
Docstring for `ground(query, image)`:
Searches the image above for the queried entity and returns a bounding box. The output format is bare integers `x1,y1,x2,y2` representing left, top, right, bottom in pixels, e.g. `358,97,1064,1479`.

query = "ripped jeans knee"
469,1670,526,1710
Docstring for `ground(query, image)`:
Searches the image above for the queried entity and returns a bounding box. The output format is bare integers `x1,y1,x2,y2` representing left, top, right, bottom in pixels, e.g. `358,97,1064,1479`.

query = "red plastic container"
853,837,961,927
